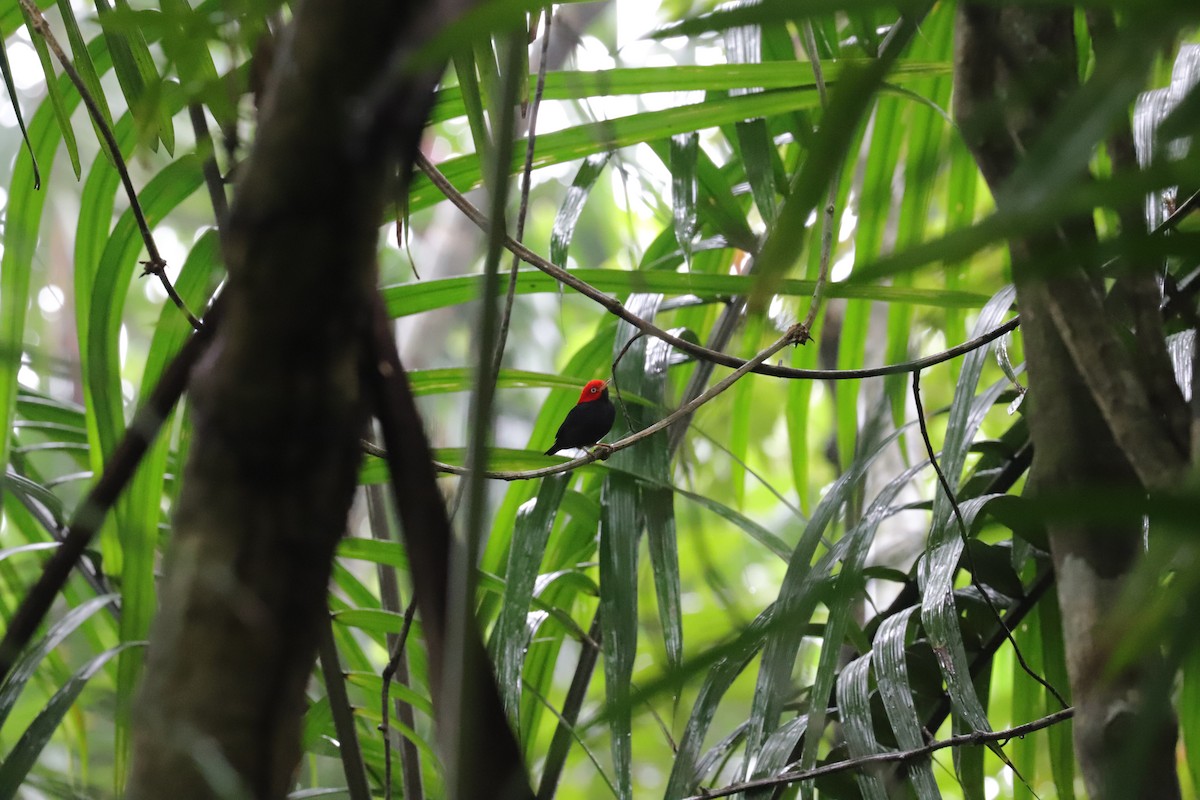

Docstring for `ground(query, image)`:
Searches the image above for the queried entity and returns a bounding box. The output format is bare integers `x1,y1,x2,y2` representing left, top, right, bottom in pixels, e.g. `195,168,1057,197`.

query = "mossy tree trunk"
126,1,468,796
954,7,1186,798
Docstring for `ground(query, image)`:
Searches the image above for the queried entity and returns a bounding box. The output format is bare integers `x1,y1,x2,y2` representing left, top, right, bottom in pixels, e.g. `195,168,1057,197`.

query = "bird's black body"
545,386,615,455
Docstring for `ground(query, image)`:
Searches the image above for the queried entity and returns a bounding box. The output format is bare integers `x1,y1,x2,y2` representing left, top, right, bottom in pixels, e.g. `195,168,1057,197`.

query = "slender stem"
20,0,202,330
367,320,809,481
491,10,554,382
188,104,229,231
414,150,1021,382
381,599,419,800
687,708,1075,800
318,613,372,800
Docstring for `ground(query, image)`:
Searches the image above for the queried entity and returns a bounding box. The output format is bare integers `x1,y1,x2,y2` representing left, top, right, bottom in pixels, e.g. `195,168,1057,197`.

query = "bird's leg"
590,443,614,460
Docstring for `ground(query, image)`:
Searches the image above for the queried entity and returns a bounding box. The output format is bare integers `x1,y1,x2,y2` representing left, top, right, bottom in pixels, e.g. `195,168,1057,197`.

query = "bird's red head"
578,379,608,403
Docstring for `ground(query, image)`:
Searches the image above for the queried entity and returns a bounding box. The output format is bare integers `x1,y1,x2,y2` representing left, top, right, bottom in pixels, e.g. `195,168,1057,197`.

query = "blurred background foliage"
0,0,1198,798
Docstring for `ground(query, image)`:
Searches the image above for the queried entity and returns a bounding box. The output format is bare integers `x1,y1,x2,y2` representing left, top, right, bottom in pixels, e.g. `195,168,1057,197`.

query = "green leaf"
664,612,773,800
670,132,699,255
380,268,989,320
87,154,204,471
452,49,492,164
0,39,109,525
1012,599,1043,800
742,413,909,772
800,454,929,783
639,331,682,673
920,288,1018,759
735,117,780,224
599,471,640,800
492,472,569,725
836,654,888,800
94,0,174,152
550,153,611,268
0,24,39,189
412,88,846,214
750,15,925,311
431,61,953,123
872,606,940,799
57,0,118,164
1038,591,1075,799
18,6,79,179
0,641,142,799
0,594,117,732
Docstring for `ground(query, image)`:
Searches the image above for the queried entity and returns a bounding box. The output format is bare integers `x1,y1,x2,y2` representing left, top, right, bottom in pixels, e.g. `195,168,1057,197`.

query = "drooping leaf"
550,153,612,268
492,472,569,724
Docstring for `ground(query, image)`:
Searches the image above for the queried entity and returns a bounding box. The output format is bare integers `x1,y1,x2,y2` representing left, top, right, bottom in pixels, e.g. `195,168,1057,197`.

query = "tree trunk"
954,6,1183,798
126,1,460,796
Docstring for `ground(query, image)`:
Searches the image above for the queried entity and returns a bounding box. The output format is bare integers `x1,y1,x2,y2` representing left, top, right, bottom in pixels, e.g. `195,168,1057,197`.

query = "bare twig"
413,150,1021,381
366,474,423,800
381,598,419,800
685,707,1075,800
319,613,371,800
609,330,647,433
20,0,202,330
357,319,1026,482
188,104,230,231
366,321,810,481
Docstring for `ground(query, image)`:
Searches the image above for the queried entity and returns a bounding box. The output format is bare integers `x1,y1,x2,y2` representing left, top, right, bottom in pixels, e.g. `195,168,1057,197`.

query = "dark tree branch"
364,294,533,800
954,7,1182,798
20,0,202,330
689,708,1076,800
127,2,479,797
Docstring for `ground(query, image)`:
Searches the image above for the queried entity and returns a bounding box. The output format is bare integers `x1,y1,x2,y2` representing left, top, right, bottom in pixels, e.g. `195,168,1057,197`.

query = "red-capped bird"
545,379,616,456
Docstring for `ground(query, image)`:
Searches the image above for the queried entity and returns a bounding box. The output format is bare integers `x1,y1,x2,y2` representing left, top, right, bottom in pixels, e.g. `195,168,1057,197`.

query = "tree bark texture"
126,1,463,797
954,7,1183,799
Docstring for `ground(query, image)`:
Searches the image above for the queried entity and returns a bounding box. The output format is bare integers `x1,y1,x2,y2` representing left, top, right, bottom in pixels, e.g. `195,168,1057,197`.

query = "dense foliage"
0,1,1199,798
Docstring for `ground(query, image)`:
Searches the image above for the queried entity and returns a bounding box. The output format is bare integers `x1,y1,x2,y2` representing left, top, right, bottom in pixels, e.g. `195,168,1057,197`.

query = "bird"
544,379,616,456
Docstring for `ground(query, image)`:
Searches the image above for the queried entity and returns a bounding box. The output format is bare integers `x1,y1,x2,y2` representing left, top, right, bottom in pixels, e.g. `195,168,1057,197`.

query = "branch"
366,320,810,481
19,0,202,330
381,598,419,800
413,150,1020,381
364,293,533,799
685,708,1075,800
358,314,1022,482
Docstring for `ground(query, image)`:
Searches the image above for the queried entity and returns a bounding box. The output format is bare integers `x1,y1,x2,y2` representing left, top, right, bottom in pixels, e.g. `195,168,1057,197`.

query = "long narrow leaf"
0,641,142,799
0,594,117,731
837,653,888,800
493,472,569,724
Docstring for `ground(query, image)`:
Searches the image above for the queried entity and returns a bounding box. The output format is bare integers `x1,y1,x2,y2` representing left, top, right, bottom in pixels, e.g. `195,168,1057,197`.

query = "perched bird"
544,379,616,456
